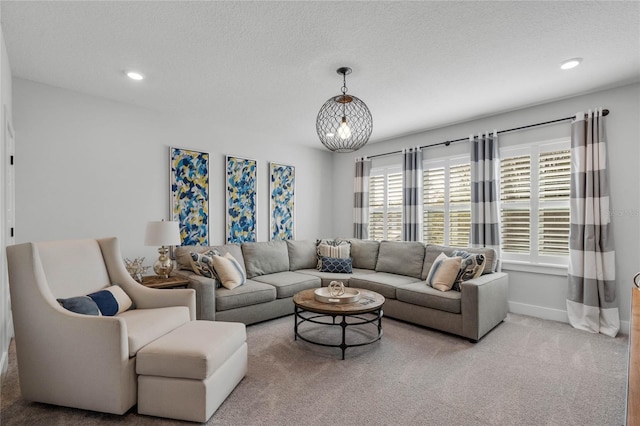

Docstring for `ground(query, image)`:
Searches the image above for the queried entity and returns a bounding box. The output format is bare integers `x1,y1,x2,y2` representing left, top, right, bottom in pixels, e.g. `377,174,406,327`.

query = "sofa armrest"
172,271,217,321
460,272,509,341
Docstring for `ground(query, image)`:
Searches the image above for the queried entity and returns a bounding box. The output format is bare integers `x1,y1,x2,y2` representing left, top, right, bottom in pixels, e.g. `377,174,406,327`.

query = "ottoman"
136,320,247,422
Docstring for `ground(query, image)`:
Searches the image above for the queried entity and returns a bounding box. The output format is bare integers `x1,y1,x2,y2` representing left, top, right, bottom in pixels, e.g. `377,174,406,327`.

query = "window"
500,139,570,266
369,167,402,241
423,157,471,246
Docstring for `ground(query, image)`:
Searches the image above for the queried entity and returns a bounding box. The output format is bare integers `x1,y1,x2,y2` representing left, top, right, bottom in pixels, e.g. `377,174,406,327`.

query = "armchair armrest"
13,300,134,413
460,272,509,341
97,237,196,320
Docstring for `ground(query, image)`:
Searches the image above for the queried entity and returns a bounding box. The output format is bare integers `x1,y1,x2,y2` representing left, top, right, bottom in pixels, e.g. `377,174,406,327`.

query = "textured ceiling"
2,1,639,149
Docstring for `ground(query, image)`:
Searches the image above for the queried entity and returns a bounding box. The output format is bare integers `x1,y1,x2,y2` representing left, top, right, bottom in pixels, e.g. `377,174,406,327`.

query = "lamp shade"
144,221,181,246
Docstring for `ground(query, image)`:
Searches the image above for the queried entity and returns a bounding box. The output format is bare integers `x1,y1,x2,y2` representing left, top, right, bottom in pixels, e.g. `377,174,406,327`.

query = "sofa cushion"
286,240,318,270
319,257,352,274
252,271,321,299
349,273,422,300
242,241,289,279
375,241,425,279
422,245,497,280
119,306,191,357
396,282,462,314
176,245,210,271
426,253,462,292
341,239,380,270
215,279,277,311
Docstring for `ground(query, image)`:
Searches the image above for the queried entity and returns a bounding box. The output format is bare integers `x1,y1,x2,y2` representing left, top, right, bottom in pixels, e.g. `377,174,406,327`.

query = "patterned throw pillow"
426,253,462,292
451,250,486,291
316,239,351,270
189,249,221,280
57,285,133,316
211,252,247,290
319,256,353,274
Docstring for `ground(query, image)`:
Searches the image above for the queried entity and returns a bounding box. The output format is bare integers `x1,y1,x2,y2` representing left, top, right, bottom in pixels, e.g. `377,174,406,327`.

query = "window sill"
501,260,568,276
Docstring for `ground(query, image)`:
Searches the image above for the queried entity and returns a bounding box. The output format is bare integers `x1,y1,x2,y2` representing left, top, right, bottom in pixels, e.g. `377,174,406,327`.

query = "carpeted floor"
0,313,629,425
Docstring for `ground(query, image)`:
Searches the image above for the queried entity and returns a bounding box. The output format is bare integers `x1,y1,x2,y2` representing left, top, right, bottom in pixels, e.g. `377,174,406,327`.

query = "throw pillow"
57,296,101,316
88,285,133,316
57,285,133,316
189,249,221,280
451,250,485,291
426,253,462,292
211,252,247,290
319,256,353,274
316,239,351,270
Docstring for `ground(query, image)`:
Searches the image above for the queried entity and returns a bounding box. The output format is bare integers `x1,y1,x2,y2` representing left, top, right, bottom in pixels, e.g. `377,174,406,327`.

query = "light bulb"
337,117,351,140
126,71,144,80
560,58,582,70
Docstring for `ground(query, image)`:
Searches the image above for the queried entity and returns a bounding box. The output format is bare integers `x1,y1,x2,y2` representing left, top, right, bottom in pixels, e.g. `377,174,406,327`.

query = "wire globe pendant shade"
316,67,372,153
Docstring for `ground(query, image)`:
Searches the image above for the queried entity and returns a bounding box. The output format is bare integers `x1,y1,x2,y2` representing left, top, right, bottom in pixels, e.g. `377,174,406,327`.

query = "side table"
141,275,190,289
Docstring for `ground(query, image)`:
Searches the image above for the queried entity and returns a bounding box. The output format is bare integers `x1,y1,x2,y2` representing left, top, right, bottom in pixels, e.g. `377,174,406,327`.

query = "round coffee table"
293,288,385,359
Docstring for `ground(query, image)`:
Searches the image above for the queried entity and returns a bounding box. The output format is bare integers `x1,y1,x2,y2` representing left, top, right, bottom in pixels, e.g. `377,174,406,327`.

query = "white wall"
9,77,640,335
1,22,13,376
12,78,335,261
333,83,640,329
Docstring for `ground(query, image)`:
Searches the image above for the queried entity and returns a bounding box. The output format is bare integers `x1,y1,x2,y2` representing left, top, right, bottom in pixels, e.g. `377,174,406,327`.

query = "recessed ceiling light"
126,71,144,81
560,58,582,70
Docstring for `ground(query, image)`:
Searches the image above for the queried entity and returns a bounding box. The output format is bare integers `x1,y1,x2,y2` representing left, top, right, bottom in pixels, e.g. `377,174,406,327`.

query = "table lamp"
144,220,181,278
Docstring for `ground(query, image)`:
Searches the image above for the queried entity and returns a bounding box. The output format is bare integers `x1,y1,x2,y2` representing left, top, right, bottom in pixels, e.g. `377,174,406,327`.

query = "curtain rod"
366,109,610,160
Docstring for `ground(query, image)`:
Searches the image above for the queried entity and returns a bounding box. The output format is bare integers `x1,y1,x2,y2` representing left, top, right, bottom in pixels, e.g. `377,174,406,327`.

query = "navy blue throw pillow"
319,256,353,274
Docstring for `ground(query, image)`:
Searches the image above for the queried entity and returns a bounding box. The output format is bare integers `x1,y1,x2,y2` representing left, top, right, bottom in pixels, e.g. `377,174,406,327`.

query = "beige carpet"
1,313,629,425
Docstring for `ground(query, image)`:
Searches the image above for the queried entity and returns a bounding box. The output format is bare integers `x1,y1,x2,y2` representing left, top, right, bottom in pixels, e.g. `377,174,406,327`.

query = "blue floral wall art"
269,162,295,240
170,147,209,246
226,155,257,243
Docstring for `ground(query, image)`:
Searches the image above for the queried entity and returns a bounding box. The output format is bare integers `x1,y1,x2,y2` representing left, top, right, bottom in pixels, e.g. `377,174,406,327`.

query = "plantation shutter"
369,175,385,241
538,149,571,255
368,170,402,241
423,167,445,244
423,162,470,246
500,155,531,253
387,172,403,241
449,164,471,247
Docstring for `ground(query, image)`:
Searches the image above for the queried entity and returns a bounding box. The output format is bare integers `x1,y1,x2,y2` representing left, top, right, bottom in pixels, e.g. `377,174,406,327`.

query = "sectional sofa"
174,239,509,341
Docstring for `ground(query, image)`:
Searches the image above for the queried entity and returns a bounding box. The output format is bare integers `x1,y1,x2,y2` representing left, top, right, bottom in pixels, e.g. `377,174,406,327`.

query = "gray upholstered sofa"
174,239,509,341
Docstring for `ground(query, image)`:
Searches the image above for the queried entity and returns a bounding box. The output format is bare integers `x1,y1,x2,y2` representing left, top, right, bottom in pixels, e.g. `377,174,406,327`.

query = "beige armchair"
6,237,196,415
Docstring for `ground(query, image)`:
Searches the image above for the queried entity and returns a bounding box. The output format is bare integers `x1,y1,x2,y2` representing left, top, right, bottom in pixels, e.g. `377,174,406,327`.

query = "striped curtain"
353,157,372,239
402,147,423,241
470,132,501,266
567,108,618,337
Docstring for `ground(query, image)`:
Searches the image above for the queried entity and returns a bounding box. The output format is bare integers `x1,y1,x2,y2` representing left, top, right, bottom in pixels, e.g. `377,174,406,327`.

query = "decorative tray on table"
314,287,361,304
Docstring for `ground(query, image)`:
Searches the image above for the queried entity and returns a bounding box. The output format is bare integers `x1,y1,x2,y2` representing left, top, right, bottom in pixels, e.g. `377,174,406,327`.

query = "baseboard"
508,301,630,335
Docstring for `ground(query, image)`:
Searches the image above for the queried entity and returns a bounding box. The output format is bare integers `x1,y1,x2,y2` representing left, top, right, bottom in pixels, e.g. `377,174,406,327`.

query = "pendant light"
316,67,373,153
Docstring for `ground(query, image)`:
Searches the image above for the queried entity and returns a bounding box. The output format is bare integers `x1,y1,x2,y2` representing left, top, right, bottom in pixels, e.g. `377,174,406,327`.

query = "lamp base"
153,246,173,279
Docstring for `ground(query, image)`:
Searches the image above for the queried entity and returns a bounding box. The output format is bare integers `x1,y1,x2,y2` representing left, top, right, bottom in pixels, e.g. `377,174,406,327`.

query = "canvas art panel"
269,162,295,240
170,147,209,246
226,155,257,243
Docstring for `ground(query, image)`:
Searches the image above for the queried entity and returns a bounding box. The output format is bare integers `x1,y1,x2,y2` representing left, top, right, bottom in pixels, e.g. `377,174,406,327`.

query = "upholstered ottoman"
136,320,247,422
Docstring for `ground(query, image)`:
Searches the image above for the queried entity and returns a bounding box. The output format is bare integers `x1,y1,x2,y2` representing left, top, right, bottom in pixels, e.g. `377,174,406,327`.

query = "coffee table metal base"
294,306,383,360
